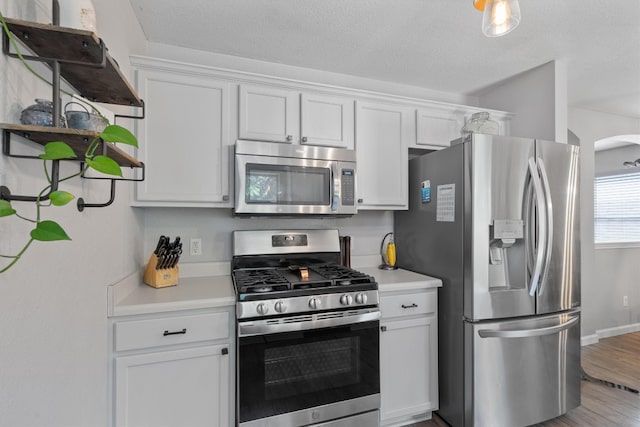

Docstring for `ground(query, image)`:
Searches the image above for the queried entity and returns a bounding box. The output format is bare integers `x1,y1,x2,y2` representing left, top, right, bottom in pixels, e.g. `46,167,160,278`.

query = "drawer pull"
163,328,187,336
380,326,387,332
401,303,418,309
222,347,229,355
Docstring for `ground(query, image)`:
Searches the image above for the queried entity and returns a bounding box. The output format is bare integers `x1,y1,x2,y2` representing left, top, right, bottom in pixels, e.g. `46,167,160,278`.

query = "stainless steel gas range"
232,229,381,427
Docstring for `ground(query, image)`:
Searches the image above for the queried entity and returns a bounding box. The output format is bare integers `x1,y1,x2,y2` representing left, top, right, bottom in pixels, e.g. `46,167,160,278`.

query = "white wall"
0,1,146,426
143,209,392,266
595,144,640,176
474,60,567,143
568,107,640,336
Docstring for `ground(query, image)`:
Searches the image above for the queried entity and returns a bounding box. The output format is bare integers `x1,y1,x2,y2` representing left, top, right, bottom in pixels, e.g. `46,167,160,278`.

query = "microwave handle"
331,163,340,212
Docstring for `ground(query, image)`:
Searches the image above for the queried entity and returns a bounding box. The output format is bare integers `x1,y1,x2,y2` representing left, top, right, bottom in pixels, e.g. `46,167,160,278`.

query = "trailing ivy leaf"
39,141,78,160
49,191,75,206
99,125,138,147
30,220,71,241
86,155,123,177
0,200,16,217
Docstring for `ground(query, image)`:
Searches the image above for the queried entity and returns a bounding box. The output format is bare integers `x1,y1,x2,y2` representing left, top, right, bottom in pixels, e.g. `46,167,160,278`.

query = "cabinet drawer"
381,290,436,319
115,312,229,352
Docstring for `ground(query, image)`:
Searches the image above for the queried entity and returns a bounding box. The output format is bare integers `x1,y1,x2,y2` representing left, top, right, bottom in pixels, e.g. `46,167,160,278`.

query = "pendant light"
474,0,521,37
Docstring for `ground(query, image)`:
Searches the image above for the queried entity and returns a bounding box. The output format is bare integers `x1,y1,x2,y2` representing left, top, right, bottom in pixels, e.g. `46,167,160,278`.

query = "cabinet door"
380,316,438,425
415,108,460,148
133,67,231,206
355,101,410,209
300,93,354,149
114,345,229,427
238,85,298,143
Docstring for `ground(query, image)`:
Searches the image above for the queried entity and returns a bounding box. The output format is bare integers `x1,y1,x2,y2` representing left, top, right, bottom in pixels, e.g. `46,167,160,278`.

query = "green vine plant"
0,125,138,274
0,10,139,273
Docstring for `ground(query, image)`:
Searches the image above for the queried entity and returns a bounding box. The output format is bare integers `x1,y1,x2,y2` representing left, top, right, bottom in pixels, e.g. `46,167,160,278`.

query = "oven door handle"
238,310,381,337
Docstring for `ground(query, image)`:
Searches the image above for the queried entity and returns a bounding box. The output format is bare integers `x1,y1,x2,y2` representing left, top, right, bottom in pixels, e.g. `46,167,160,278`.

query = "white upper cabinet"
355,101,413,210
415,107,513,149
300,93,354,148
239,85,298,143
239,84,355,149
132,59,233,207
415,108,461,148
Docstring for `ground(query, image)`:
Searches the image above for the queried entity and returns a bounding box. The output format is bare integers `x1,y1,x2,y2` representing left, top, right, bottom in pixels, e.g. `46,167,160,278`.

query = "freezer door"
534,140,580,314
467,134,536,320
465,311,581,427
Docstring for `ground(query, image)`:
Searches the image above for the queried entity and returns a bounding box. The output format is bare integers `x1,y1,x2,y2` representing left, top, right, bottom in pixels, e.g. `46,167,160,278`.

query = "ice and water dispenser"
488,219,525,289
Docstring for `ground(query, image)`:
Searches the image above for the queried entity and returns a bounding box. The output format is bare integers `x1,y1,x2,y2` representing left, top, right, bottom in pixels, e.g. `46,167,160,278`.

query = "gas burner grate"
309,265,374,284
234,269,291,293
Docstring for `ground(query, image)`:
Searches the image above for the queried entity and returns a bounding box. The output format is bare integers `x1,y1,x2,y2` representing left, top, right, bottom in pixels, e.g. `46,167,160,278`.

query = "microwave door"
235,155,334,215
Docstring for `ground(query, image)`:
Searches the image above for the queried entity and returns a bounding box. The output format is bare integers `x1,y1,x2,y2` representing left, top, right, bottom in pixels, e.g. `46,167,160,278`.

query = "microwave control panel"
341,169,355,206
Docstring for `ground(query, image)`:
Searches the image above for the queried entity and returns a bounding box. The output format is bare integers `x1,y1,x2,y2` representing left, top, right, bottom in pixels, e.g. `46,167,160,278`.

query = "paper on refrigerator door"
436,183,455,222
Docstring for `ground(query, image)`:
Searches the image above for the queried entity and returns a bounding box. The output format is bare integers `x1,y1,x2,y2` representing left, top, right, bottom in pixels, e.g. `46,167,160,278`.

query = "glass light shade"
482,0,521,37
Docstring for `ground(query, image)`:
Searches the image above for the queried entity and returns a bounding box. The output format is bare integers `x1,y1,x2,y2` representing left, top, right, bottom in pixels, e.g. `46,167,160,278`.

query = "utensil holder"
143,253,179,288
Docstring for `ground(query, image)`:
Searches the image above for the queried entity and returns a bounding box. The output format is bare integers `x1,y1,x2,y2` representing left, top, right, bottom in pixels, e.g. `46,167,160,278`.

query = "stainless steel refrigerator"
395,134,581,427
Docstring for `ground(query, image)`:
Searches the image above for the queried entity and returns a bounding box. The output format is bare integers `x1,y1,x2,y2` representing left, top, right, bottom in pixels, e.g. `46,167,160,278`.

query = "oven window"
245,163,330,205
238,321,379,423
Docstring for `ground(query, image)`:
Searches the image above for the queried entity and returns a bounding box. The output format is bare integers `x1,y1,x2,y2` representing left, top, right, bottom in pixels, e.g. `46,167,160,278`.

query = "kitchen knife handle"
154,235,167,255
163,328,187,336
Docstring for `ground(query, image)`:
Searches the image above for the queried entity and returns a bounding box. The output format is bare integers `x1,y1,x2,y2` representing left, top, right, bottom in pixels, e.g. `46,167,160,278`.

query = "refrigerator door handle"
537,157,554,296
524,178,535,277
528,157,547,296
478,315,579,339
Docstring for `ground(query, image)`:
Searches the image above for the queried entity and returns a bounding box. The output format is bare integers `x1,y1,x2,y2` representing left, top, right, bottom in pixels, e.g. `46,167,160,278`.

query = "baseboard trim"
581,323,640,346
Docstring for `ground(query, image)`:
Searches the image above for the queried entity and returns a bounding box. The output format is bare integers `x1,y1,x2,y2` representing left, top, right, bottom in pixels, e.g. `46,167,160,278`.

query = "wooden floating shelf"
4,18,143,107
1,123,142,168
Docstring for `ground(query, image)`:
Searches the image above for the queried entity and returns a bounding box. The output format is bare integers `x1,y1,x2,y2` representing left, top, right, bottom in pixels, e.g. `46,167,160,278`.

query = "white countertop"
108,266,235,317
359,267,442,293
107,263,440,317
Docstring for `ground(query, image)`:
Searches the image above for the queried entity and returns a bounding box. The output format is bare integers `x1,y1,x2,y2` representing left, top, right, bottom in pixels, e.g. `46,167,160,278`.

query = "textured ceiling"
128,0,640,119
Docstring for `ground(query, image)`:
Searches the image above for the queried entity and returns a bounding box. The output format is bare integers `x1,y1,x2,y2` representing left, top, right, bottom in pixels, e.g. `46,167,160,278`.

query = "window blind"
594,172,640,243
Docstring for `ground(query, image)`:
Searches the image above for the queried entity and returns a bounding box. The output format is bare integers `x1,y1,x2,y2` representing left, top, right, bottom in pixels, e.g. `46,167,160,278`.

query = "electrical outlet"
190,238,202,256
623,295,629,307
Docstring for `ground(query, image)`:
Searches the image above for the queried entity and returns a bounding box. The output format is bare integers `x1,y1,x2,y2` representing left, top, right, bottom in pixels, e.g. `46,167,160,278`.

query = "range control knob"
308,297,321,310
274,301,287,313
256,303,269,315
340,294,354,306
355,293,368,305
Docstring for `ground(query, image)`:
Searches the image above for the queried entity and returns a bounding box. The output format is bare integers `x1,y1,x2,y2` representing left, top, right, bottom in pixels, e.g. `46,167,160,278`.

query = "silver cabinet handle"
286,135,293,141
222,195,229,202
302,136,308,142
478,315,578,339
402,303,418,309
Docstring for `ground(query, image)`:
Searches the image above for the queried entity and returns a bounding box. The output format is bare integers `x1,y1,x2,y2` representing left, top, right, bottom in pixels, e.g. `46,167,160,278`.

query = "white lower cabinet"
110,308,234,427
380,289,438,426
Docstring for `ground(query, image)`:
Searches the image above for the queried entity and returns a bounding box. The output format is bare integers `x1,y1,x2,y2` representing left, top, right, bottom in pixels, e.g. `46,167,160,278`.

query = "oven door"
237,312,380,426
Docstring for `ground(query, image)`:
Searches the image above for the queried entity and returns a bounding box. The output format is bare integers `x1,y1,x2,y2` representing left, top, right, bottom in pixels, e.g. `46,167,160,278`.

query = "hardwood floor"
410,332,640,427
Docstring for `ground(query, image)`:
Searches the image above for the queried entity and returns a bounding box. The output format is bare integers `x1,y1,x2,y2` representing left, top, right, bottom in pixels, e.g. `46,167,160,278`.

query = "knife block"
143,253,179,288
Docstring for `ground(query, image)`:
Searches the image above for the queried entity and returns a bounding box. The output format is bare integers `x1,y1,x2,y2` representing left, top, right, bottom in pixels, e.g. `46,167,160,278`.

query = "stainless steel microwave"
234,140,357,216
